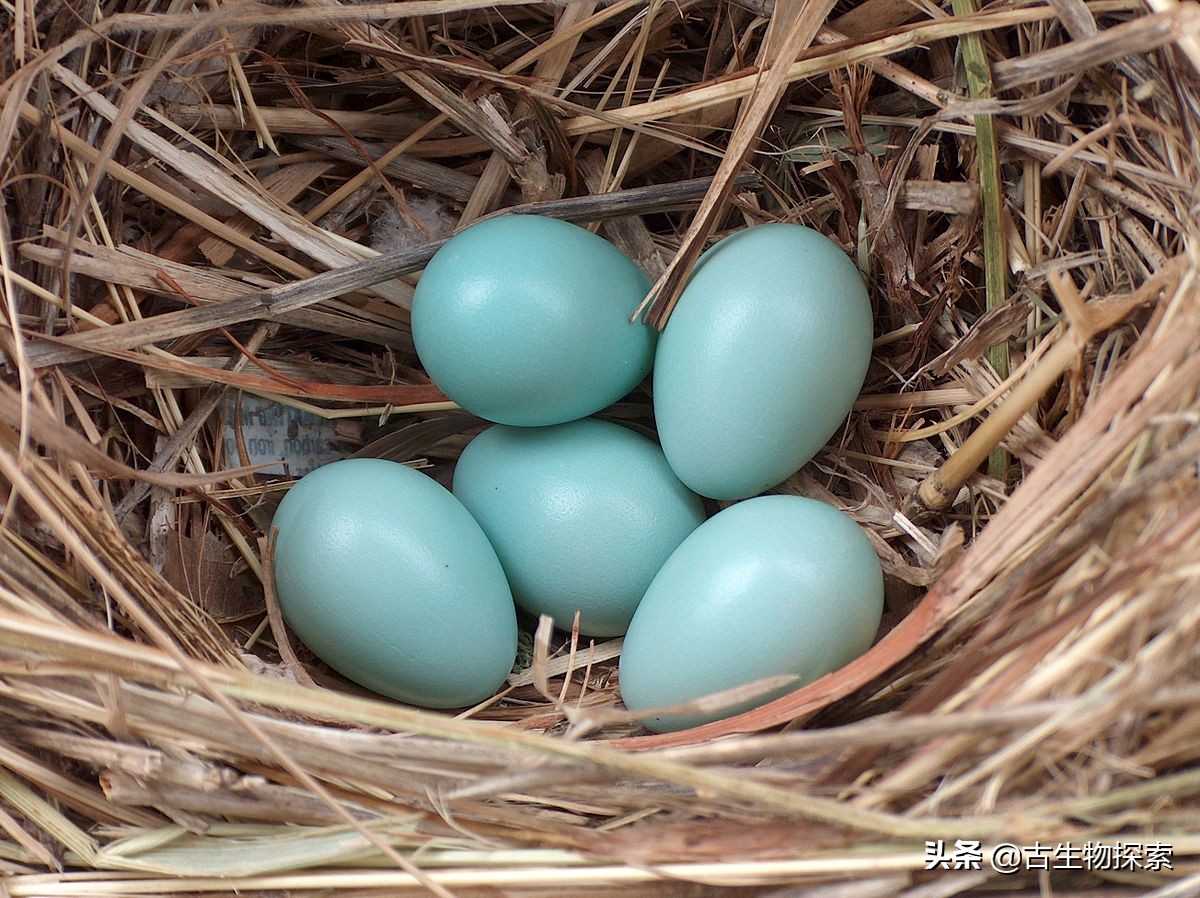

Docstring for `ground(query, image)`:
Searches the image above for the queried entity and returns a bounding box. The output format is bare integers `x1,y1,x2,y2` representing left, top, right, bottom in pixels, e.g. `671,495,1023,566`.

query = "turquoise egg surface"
653,223,874,500
619,495,884,732
412,215,656,427
452,418,705,637
272,458,517,708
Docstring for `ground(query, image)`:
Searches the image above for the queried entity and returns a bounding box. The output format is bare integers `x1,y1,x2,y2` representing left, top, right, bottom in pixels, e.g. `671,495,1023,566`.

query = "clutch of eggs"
270,216,883,727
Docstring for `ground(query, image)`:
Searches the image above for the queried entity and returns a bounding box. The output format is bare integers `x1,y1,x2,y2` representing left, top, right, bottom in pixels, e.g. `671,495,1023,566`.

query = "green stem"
952,0,1011,485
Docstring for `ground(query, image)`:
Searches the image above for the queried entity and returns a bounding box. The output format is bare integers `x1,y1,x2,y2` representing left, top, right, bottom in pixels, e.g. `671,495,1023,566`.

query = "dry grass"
1,0,1199,893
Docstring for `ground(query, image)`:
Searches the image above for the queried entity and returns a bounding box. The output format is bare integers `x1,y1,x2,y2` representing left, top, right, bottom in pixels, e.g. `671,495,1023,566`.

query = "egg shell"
272,458,517,708
653,223,874,500
618,495,884,732
452,418,706,637
412,215,656,427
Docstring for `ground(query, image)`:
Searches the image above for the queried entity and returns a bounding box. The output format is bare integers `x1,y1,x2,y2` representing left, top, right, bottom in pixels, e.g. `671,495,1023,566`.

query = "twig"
917,266,1177,510
258,531,318,689
25,173,756,369
639,0,837,326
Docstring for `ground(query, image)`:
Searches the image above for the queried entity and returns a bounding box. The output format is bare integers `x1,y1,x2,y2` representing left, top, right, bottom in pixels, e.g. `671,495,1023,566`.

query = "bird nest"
1,0,1199,894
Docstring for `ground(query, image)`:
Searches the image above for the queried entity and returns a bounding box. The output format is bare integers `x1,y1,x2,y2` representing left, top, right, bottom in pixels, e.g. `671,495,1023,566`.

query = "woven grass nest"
1,0,1199,893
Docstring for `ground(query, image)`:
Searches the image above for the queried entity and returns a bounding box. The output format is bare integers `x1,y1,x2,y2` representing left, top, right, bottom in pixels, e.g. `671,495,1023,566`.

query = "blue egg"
412,215,656,426
452,418,705,636
272,458,517,708
619,495,884,732
653,224,874,500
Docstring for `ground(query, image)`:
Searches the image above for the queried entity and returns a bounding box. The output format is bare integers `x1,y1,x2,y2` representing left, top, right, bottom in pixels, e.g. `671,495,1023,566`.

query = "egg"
452,418,706,637
653,223,873,500
271,458,517,708
412,215,656,427
619,495,883,732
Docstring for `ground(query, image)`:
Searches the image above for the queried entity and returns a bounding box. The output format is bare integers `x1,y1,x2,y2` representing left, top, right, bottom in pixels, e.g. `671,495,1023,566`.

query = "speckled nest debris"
1,0,1199,895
